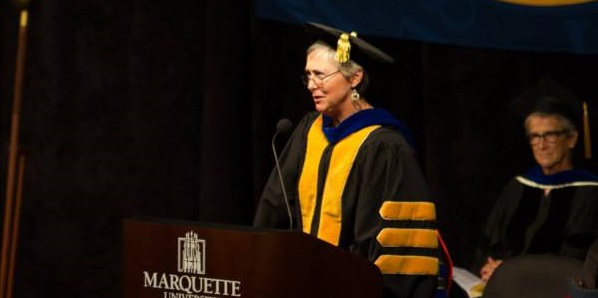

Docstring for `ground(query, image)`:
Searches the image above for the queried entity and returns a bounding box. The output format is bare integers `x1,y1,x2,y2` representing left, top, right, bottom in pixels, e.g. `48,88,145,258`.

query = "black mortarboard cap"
510,77,580,124
509,76,592,159
304,22,394,66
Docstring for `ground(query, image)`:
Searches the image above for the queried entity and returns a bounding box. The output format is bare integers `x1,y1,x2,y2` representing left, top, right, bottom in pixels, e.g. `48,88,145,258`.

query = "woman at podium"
253,22,439,298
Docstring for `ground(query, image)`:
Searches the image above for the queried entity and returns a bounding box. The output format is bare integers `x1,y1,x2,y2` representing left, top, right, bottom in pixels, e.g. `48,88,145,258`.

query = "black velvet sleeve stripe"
378,247,439,258
382,219,436,230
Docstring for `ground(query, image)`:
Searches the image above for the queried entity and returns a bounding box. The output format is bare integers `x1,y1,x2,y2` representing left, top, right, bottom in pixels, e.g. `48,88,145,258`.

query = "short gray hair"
306,41,370,95
524,112,577,136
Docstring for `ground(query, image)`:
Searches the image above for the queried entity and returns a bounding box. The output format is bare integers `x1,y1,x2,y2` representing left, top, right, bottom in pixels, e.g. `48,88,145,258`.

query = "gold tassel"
335,31,357,63
583,101,592,159
19,10,28,27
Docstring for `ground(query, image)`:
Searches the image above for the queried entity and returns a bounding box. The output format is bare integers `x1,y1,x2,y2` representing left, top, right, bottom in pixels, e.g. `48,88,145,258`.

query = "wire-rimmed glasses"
301,70,340,86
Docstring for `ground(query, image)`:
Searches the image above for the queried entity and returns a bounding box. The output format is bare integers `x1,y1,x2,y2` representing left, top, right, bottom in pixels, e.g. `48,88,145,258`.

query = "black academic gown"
254,110,438,298
477,167,598,269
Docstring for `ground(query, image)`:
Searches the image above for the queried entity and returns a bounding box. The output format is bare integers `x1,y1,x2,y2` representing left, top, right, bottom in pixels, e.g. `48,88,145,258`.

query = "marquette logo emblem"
142,231,242,297
178,232,205,275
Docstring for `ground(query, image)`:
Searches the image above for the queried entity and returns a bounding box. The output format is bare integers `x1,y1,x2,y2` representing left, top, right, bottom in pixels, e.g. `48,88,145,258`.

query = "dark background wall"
0,0,597,297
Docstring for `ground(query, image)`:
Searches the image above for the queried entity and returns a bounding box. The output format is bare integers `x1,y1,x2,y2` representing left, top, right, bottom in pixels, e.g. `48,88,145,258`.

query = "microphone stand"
271,127,293,230
1,2,31,297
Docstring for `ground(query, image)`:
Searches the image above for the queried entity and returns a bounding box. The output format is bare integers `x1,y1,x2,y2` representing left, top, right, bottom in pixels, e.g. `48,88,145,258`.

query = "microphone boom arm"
271,131,294,230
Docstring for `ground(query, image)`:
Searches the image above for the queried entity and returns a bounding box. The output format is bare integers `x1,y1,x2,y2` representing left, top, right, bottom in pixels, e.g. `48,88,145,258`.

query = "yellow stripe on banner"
379,201,436,221
377,228,438,248
496,0,595,6
375,255,439,275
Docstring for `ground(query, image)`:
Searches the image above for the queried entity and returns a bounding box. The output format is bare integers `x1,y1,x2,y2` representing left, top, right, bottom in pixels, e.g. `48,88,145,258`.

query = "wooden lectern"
123,218,383,298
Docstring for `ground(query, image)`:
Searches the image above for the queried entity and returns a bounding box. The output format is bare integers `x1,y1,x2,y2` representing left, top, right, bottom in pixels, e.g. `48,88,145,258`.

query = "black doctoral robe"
477,166,598,270
254,109,438,298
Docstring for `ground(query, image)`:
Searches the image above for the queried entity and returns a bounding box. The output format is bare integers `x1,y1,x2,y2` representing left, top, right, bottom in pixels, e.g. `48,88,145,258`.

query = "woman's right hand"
480,256,503,282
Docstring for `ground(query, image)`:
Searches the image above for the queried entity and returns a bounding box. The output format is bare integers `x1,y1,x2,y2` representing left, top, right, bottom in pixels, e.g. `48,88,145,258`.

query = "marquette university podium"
123,218,383,298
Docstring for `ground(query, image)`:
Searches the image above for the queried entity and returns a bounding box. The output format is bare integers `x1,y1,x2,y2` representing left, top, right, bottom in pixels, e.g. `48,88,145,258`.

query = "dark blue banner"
255,0,598,54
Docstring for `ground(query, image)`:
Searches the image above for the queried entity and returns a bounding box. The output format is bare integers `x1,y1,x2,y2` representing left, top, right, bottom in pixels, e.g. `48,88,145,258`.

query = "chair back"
484,254,583,298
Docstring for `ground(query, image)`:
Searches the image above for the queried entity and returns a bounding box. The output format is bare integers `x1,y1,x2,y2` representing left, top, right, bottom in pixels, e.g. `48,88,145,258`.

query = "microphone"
276,118,293,135
271,118,293,230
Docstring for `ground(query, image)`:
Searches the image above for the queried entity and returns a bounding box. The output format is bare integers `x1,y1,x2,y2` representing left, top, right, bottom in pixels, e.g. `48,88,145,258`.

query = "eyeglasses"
301,70,340,86
528,130,568,145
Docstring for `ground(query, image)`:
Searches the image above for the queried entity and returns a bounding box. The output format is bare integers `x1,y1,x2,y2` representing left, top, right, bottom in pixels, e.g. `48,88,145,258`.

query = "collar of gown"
321,108,414,146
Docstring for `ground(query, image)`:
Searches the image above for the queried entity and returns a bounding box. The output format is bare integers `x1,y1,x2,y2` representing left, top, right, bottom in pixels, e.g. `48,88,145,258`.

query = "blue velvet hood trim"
321,108,414,146
523,166,598,185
